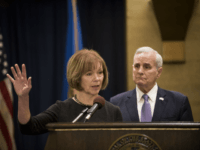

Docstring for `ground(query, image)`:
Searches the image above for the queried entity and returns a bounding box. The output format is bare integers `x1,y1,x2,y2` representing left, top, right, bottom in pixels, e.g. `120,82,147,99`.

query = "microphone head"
93,96,105,109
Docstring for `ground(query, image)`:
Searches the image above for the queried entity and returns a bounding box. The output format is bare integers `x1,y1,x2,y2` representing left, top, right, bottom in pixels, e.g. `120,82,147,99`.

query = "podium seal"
109,133,162,150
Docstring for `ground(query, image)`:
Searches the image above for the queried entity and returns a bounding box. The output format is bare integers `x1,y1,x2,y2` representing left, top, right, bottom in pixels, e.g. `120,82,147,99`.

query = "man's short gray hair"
134,46,163,69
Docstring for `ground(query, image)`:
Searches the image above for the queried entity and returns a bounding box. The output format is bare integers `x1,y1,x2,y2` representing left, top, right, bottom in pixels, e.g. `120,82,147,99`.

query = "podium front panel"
45,122,200,150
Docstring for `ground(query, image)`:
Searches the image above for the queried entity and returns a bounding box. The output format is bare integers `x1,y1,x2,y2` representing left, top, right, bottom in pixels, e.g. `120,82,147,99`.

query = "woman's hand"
6,64,32,97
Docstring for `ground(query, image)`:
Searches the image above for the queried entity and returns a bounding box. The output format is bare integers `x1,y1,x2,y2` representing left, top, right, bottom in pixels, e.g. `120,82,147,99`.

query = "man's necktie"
141,94,152,122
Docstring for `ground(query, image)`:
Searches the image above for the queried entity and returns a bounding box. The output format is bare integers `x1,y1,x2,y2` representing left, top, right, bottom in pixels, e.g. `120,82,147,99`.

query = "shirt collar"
136,83,158,102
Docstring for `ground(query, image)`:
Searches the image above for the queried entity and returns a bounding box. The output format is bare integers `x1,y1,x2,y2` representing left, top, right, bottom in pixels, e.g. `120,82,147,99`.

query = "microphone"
84,96,105,122
72,107,89,123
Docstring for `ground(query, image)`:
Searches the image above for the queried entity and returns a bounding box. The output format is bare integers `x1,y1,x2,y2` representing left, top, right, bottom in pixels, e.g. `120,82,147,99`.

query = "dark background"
0,0,126,149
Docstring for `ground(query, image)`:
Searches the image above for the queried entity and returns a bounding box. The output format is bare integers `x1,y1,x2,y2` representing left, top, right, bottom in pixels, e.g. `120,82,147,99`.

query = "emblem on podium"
109,133,162,150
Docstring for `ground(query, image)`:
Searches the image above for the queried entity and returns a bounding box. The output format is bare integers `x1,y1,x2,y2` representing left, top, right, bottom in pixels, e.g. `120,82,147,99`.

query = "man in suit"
110,46,193,122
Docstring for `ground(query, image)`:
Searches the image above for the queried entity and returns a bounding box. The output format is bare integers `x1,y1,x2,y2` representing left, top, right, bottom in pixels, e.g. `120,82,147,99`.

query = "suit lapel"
125,89,139,121
152,87,168,121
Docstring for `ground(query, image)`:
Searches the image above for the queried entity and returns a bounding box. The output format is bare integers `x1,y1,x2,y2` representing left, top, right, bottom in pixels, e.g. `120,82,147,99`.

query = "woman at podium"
6,49,122,134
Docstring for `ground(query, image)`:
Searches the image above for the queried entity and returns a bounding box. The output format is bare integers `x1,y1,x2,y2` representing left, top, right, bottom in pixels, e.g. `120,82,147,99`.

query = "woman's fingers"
15,64,22,77
10,66,18,79
6,73,15,83
28,77,32,88
9,64,29,83
22,64,27,79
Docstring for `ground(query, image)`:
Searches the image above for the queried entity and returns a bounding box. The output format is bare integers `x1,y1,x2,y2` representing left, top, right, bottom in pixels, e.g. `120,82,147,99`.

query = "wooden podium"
45,122,200,150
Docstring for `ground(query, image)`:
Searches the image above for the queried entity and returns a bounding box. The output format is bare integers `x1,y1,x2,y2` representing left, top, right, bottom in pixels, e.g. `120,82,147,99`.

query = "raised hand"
6,64,32,97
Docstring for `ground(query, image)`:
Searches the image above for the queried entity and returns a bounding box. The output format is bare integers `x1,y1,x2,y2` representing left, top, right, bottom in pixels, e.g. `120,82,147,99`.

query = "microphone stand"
72,107,89,123
84,103,100,123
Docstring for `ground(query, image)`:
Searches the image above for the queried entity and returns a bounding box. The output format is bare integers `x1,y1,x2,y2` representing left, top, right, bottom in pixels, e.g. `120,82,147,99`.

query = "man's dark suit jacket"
110,87,194,122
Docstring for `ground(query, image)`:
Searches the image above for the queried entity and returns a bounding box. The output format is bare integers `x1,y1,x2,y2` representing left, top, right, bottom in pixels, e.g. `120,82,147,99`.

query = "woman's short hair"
67,49,108,91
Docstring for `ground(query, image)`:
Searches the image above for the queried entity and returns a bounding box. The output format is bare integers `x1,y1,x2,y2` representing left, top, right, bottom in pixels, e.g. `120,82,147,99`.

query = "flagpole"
62,0,83,100
71,0,78,52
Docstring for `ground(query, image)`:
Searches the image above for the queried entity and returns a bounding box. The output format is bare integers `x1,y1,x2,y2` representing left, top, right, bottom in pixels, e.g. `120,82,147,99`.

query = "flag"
61,0,83,100
0,28,16,150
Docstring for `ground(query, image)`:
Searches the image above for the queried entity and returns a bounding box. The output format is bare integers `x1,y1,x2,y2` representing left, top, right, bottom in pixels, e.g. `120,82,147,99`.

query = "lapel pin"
159,97,164,101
